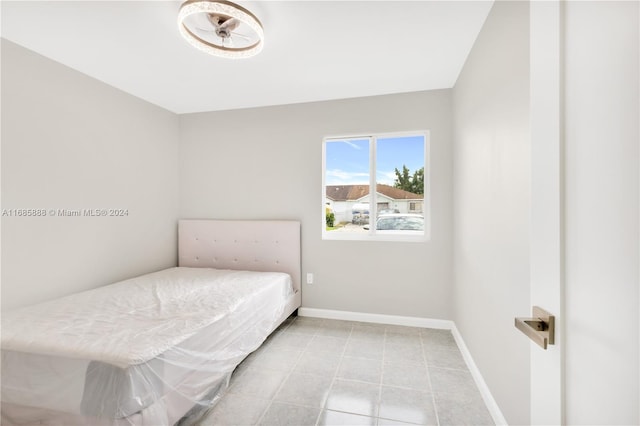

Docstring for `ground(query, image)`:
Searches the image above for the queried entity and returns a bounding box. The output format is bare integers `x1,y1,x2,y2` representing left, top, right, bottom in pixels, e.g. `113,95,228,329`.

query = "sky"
325,135,425,186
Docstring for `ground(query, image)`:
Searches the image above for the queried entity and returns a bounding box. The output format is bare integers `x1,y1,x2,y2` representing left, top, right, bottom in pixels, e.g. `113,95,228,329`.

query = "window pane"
374,135,425,234
324,139,371,234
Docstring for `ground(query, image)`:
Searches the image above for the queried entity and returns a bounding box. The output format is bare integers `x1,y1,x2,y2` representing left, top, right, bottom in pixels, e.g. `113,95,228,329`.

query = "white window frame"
322,131,430,242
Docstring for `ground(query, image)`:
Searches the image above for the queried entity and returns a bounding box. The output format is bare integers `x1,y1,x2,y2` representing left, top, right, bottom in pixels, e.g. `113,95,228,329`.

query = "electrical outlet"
306,273,314,284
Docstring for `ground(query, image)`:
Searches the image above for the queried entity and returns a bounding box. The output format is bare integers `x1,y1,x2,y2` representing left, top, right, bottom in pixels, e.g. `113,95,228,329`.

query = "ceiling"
1,1,493,114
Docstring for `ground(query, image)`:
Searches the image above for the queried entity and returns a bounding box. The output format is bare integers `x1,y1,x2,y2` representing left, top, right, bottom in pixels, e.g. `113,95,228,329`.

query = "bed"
1,219,301,426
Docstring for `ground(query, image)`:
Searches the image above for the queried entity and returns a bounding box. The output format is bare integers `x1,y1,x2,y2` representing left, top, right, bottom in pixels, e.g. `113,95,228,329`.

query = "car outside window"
376,214,424,231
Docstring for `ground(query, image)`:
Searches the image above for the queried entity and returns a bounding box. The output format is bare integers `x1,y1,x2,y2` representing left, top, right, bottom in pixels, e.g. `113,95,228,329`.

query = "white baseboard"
297,307,507,426
450,323,508,426
298,307,453,329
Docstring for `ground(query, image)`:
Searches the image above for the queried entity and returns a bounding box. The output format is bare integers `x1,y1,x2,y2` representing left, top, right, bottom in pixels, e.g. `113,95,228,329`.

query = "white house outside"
325,184,424,224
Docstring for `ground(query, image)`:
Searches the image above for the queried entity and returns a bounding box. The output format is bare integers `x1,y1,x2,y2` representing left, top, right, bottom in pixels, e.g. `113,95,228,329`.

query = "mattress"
1,267,294,425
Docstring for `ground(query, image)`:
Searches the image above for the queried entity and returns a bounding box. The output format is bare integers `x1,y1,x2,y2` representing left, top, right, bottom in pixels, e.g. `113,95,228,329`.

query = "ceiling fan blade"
195,26,215,34
220,18,240,32
231,31,251,41
206,13,222,29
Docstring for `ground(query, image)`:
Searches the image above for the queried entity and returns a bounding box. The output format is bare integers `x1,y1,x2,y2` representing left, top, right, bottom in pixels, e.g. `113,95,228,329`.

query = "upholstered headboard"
178,219,301,294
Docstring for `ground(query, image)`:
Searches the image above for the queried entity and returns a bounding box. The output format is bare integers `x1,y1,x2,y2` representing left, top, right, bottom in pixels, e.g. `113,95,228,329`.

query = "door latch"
515,306,555,349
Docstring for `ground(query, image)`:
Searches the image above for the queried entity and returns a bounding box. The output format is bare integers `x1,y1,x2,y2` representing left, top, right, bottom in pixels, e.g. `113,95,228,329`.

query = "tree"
393,165,424,195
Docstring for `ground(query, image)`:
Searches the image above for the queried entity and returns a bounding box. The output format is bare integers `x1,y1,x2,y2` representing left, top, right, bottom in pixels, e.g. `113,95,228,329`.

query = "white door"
529,1,563,424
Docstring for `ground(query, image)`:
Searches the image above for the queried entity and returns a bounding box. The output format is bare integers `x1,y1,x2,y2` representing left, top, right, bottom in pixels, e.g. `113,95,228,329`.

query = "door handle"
515,306,555,349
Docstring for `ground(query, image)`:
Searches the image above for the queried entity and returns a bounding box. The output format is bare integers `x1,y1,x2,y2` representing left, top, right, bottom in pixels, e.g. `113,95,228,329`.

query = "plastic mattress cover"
1,267,293,426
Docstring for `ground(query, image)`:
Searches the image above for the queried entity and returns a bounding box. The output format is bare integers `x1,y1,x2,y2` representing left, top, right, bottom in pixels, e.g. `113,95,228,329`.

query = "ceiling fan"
196,13,250,47
178,0,264,59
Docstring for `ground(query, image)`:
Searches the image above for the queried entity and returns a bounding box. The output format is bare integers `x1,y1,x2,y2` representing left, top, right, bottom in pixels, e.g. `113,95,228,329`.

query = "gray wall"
179,91,454,319
1,39,180,310
452,2,530,425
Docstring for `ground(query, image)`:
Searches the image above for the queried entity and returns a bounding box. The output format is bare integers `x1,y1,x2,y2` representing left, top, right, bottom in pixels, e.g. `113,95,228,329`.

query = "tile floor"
198,316,494,426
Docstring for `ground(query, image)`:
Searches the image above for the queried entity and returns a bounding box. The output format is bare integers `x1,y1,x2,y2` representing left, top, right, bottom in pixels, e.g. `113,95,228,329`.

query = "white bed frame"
178,219,302,327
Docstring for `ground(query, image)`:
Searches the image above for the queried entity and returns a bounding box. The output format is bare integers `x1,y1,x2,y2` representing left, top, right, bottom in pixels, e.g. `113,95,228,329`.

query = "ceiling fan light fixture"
178,0,264,59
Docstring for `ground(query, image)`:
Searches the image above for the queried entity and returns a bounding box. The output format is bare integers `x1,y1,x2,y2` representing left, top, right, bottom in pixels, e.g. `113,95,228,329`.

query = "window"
323,132,429,241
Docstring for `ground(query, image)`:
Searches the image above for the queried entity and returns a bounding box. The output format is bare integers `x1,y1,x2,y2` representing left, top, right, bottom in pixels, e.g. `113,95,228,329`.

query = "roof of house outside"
326,184,424,201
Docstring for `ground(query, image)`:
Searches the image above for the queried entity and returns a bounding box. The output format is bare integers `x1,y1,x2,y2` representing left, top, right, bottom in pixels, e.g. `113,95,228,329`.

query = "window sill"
322,232,429,243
